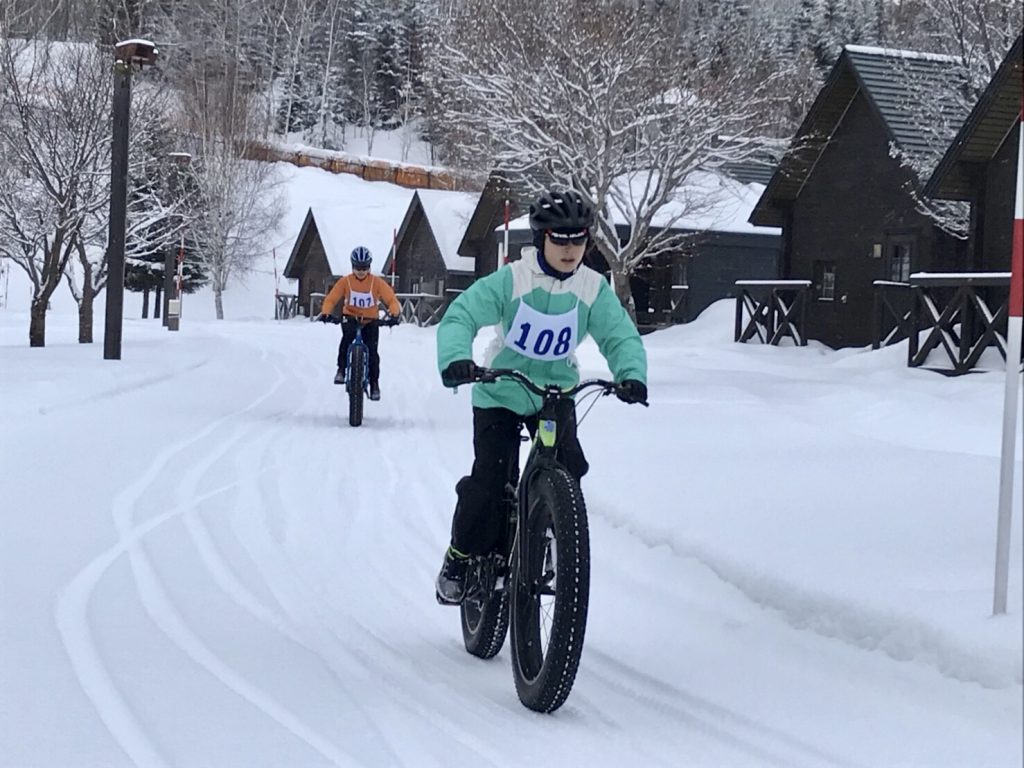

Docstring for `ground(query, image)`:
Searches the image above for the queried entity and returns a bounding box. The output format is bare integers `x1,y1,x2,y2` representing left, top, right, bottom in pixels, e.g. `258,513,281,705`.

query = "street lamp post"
103,39,158,360
163,151,191,332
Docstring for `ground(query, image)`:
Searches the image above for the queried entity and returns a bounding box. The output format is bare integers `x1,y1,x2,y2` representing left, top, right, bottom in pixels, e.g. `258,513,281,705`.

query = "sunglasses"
547,228,589,246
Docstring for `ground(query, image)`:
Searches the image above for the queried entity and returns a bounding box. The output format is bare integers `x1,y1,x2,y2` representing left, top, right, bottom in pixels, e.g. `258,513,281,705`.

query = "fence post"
734,289,743,342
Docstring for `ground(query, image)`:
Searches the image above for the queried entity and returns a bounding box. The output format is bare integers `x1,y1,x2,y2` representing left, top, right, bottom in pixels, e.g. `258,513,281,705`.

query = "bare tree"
884,4,1020,238
0,35,111,346
910,0,1021,86
65,118,190,341
428,0,772,313
314,0,345,148
188,148,284,319
172,0,285,318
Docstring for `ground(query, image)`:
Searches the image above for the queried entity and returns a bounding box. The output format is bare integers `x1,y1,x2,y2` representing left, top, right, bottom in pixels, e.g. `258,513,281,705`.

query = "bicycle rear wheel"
510,467,590,713
347,345,365,427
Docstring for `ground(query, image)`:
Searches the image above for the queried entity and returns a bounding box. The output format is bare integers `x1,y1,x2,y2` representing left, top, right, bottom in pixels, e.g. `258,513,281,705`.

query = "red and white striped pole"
390,227,397,288
272,247,280,320
272,247,280,297
500,198,510,271
993,101,1024,616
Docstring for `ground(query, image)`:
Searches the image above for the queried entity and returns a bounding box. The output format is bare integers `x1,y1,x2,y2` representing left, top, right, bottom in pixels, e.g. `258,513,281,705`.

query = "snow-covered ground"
1,302,1021,767
274,122,439,170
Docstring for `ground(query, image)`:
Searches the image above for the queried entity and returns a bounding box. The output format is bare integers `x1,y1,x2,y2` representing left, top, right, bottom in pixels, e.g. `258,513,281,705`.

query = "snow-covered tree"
920,0,1020,87
0,35,111,347
188,149,284,319
169,0,285,319
428,0,773,314
60,83,196,342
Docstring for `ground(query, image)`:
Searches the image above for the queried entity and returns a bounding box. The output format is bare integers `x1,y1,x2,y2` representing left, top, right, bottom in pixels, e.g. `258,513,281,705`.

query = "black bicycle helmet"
350,246,372,268
528,189,594,232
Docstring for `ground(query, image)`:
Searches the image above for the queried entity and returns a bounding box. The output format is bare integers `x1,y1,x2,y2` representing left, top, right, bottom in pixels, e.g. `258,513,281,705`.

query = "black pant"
337,317,380,383
450,402,589,556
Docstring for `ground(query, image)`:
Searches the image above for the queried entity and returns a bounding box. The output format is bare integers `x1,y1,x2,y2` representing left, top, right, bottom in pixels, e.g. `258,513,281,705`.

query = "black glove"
316,313,331,323
386,315,401,327
616,379,647,405
442,359,477,388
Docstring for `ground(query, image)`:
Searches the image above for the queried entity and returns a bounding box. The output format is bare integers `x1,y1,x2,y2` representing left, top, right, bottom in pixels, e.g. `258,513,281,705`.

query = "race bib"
504,301,578,361
348,289,375,309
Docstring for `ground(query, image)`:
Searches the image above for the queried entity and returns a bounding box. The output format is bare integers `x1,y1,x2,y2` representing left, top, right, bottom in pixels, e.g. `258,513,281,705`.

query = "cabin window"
813,261,836,301
889,240,913,282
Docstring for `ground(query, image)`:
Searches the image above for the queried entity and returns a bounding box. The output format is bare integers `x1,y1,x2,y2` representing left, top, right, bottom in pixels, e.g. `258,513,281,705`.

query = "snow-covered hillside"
1,163,411,327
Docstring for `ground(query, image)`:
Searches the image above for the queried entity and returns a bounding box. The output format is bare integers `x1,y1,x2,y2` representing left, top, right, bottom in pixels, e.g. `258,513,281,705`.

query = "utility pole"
103,39,158,360
164,152,191,332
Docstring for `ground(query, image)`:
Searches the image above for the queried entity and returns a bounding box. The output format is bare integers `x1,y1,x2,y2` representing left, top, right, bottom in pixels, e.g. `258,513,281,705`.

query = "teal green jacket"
437,248,648,415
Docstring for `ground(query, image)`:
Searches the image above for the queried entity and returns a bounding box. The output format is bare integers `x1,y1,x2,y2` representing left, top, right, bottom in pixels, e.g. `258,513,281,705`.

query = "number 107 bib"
504,301,579,361
348,290,375,309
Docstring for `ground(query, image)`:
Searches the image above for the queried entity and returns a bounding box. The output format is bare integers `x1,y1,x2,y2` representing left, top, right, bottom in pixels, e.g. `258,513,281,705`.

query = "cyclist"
434,189,648,604
317,246,401,401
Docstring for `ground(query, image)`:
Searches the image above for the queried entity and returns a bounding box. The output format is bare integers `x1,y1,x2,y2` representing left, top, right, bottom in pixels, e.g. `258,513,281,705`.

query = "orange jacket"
322,273,401,322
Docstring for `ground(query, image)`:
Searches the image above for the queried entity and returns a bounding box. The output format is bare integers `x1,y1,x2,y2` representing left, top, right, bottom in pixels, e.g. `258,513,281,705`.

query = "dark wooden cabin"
458,171,534,279
749,45,972,348
282,208,342,316
925,34,1022,272
382,189,477,296
283,204,415,316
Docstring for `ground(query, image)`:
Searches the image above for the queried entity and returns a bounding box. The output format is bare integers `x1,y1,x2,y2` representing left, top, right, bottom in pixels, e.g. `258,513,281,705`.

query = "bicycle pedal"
435,590,461,606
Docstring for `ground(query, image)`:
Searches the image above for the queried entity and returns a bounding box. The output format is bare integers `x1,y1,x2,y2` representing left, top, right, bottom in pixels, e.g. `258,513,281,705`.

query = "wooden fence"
243,142,474,192
396,293,452,327
734,280,810,346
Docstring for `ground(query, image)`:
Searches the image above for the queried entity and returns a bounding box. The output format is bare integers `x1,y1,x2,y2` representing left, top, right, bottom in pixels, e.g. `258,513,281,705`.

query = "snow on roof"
289,169,413,275
416,189,478,272
843,44,959,63
501,171,780,236
115,38,157,48
308,207,350,274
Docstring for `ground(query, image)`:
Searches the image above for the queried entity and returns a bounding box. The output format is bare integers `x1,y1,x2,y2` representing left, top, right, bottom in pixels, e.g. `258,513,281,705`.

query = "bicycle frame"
513,399,569,589
474,368,636,592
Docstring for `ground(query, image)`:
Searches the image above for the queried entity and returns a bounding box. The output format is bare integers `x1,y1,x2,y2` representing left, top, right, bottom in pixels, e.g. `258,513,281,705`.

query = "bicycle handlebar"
317,313,399,327
473,367,648,406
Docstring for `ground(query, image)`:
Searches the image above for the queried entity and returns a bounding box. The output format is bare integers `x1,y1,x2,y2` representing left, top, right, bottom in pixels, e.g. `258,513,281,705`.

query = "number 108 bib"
504,301,579,361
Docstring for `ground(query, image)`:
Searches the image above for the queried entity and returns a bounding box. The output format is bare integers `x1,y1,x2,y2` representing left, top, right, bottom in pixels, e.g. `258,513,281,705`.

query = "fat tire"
460,559,510,659
510,467,590,713
348,345,365,427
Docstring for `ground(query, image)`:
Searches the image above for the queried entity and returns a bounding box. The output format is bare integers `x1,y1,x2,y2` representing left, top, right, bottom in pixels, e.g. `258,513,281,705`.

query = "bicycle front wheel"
347,345,365,427
510,467,590,713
